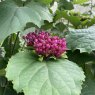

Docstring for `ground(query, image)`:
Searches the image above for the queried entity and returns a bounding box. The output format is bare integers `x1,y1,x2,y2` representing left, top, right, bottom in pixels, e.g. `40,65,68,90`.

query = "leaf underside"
66,29,95,53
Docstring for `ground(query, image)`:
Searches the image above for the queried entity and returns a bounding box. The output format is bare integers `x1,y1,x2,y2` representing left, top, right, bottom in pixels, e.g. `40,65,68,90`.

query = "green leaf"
66,29,95,53
0,47,6,70
0,77,5,95
81,63,95,95
54,11,81,28
0,69,5,76
2,87,18,95
0,77,14,95
67,50,95,65
41,21,53,30
6,51,85,95
0,76,20,95
34,0,53,5
2,33,20,58
73,0,88,4
0,58,7,70
0,0,52,42
81,78,95,95
58,0,74,10
54,22,67,32
50,22,67,37
0,77,7,88
87,17,95,27
0,86,4,95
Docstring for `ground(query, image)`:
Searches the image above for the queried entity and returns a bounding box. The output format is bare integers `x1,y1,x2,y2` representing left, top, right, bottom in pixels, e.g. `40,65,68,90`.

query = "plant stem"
3,32,20,94
3,86,7,95
2,78,8,95
90,0,93,16
9,35,13,56
21,42,25,51
11,32,20,55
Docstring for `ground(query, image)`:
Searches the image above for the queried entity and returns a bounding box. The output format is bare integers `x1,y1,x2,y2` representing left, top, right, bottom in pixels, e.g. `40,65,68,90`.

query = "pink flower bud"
23,31,67,58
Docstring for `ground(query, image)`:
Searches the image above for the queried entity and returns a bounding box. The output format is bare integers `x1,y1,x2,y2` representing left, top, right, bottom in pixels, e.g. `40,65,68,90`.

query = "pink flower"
23,30,67,58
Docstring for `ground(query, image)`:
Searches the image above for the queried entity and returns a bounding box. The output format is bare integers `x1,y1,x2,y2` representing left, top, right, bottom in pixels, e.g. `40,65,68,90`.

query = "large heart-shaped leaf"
0,0,52,41
6,51,85,95
66,29,95,53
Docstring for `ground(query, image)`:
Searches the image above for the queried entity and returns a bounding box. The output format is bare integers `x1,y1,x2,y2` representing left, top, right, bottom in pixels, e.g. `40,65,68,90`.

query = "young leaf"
34,0,53,5
54,11,81,28
58,0,74,10
66,28,95,53
73,0,88,4
0,0,52,42
6,51,85,95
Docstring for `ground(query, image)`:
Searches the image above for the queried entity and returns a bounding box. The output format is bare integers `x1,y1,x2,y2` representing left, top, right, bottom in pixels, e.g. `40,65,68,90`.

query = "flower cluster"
23,31,67,58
